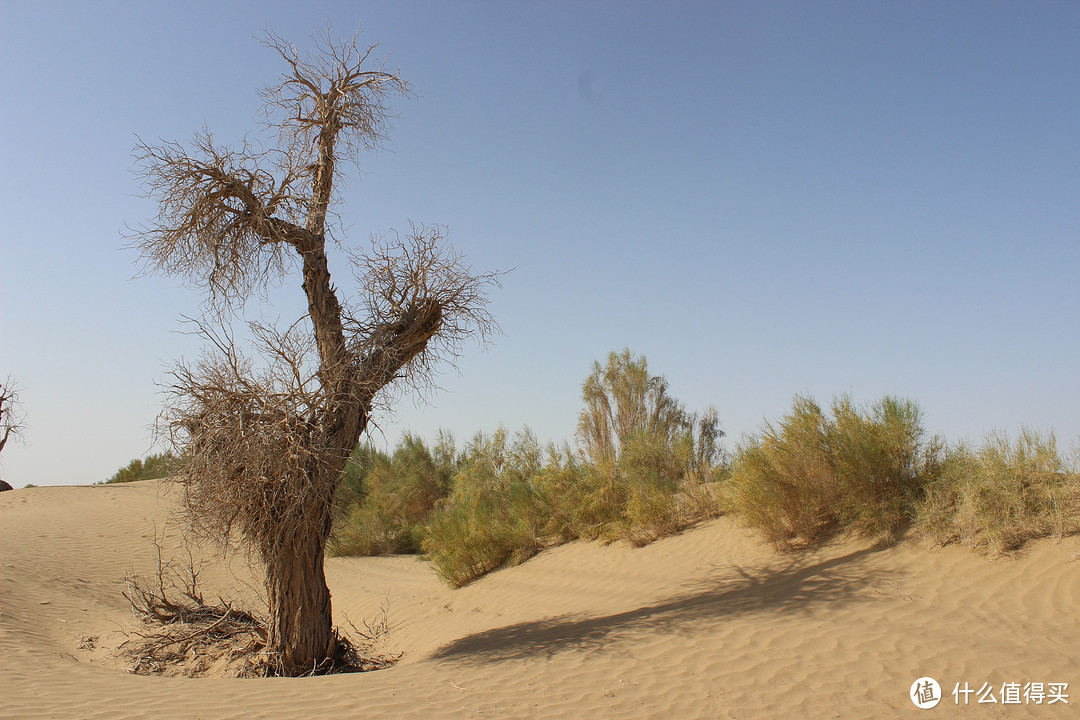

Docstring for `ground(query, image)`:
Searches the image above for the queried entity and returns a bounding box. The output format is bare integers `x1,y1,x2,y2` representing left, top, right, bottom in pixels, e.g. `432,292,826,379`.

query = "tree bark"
265,507,335,674
261,128,447,669
133,31,494,676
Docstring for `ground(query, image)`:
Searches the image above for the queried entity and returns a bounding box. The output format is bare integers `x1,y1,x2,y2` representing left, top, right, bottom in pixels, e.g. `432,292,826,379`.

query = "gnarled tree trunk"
264,503,336,673
135,29,497,675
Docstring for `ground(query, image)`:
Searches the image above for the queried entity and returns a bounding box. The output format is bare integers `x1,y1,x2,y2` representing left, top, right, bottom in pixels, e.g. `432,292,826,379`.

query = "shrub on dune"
830,395,942,543
725,395,838,548
422,350,727,585
104,452,184,484
422,428,547,587
332,443,391,523
329,434,455,556
570,349,725,545
727,394,940,549
916,429,1080,554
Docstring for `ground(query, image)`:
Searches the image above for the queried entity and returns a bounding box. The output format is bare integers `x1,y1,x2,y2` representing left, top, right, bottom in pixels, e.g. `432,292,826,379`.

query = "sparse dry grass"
916,429,1080,554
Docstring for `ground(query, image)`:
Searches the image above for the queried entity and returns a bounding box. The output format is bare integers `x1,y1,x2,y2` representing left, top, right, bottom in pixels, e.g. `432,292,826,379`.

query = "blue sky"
1,1,1077,486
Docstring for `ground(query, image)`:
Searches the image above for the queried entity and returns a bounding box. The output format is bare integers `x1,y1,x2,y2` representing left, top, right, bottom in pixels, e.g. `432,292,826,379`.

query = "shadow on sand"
430,545,889,664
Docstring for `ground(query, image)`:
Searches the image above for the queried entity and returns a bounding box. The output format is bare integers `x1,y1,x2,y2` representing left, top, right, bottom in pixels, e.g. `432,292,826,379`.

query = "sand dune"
1,479,1076,719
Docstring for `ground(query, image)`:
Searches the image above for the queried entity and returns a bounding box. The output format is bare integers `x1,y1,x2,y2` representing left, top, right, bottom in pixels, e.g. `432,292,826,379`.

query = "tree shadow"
430,546,886,664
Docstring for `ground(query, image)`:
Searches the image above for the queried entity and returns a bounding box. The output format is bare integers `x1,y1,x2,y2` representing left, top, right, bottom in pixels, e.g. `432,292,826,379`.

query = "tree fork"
133,27,497,675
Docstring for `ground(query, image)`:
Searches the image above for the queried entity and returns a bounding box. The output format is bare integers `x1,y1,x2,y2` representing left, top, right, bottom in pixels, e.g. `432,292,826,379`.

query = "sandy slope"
1,479,1076,719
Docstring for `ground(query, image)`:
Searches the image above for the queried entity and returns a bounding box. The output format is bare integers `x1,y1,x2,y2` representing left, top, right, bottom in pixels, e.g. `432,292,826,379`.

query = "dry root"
121,539,398,677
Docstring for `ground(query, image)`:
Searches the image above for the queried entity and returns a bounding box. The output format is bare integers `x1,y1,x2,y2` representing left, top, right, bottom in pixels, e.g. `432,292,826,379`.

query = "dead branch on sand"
121,535,397,677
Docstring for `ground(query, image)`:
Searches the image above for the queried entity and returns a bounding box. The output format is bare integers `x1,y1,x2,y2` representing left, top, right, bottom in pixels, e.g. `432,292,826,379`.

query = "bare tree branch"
345,224,500,405
132,27,496,675
0,377,27,461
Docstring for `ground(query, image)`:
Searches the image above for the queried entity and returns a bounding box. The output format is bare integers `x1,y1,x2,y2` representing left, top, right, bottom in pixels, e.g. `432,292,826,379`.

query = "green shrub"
727,394,940,549
530,443,589,541
420,350,727,584
105,452,183,484
329,433,454,556
569,349,725,544
332,443,391,519
916,429,1080,554
422,428,548,587
336,350,727,585
726,395,837,548
614,420,722,546
830,395,942,542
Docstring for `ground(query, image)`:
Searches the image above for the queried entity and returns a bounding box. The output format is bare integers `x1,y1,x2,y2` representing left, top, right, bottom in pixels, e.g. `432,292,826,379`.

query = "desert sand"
1,479,1076,719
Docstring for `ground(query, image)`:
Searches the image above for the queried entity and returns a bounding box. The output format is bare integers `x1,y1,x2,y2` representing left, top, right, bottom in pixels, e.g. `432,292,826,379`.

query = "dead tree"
0,377,26,488
130,29,497,675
